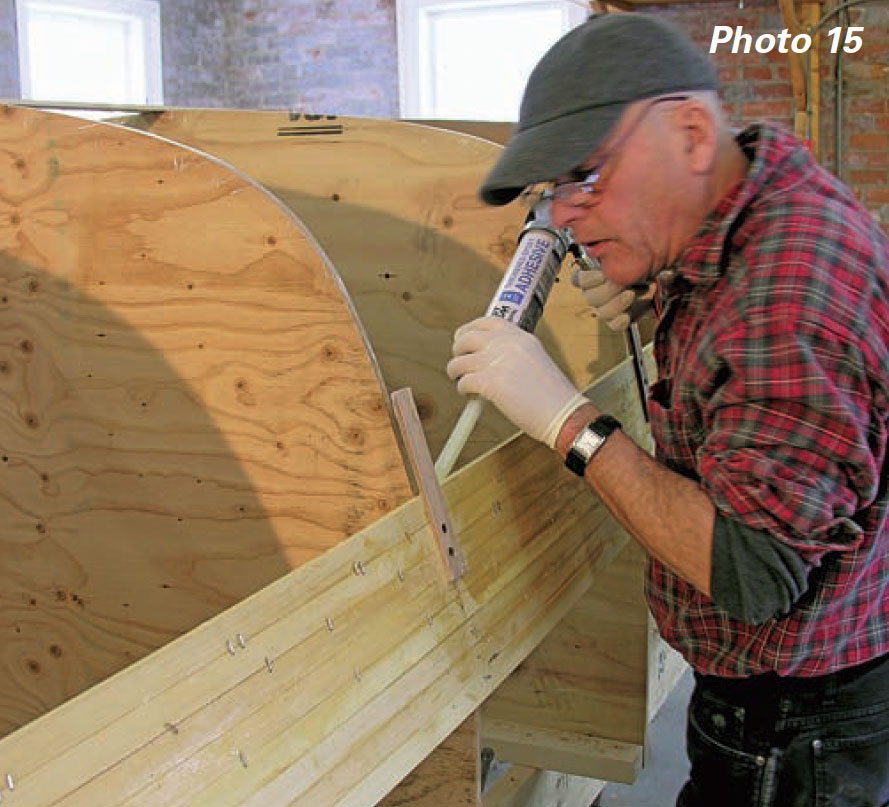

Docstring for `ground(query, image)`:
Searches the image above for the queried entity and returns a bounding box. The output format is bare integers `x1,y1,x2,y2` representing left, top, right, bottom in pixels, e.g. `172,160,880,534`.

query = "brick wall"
836,4,889,225
160,0,397,115
0,0,19,98
216,0,398,115
158,0,229,108
646,0,889,228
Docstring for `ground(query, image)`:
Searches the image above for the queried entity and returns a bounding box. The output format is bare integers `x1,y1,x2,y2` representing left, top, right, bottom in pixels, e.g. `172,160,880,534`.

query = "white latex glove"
447,317,588,448
571,265,655,331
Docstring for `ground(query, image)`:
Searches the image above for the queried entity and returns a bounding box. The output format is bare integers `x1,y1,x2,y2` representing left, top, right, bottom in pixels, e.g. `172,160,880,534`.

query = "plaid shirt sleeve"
699,243,883,560
646,124,889,677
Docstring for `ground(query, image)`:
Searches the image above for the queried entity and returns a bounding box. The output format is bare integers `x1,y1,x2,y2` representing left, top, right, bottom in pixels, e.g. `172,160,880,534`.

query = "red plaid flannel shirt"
646,124,889,677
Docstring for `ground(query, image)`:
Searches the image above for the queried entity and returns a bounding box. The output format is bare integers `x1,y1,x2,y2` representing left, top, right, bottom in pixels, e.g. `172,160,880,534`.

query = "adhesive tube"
484,223,566,331
434,203,571,480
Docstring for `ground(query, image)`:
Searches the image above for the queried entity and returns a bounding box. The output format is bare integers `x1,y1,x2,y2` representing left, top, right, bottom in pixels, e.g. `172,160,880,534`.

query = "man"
447,13,889,807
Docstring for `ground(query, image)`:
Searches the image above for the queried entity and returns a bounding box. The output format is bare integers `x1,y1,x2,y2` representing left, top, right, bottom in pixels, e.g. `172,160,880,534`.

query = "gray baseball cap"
480,14,718,206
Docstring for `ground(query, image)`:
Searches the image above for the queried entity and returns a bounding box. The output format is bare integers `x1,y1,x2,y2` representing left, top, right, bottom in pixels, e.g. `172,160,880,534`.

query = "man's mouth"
583,240,609,258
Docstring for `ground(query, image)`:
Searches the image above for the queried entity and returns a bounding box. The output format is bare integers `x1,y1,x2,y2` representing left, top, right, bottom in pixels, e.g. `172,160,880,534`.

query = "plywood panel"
407,120,514,145
482,538,649,748
0,105,413,736
0,357,648,807
122,111,629,467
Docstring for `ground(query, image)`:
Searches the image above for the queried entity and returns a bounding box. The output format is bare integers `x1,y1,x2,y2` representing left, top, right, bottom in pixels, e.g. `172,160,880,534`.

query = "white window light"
17,0,163,106
397,0,588,121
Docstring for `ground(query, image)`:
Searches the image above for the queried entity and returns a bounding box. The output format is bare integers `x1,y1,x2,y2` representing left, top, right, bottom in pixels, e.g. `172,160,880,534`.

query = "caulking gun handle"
433,396,484,482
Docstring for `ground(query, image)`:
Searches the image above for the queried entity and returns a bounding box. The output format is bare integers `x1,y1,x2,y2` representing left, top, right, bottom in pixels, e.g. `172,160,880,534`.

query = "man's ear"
676,100,718,174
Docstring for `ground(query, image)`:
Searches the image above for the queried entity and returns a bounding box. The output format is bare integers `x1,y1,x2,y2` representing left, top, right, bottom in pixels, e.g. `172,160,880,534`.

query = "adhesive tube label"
485,227,563,333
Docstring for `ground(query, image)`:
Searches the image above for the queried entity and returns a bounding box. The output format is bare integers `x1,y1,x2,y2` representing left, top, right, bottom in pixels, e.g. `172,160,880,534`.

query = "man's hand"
446,317,587,448
571,265,655,331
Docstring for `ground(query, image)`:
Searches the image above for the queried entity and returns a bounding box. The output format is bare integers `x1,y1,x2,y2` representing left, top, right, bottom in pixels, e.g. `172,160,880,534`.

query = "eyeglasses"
521,94,690,209
551,166,603,203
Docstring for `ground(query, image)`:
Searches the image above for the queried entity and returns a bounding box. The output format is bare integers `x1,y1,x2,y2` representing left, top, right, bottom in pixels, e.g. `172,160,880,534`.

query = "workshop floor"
595,668,694,807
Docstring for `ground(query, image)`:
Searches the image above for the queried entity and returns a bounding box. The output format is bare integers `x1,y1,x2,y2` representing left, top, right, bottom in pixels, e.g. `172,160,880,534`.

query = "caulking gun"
433,197,572,480
434,196,652,481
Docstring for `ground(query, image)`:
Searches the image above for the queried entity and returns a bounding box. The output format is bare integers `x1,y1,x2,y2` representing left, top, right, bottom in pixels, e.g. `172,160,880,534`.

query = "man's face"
549,96,693,288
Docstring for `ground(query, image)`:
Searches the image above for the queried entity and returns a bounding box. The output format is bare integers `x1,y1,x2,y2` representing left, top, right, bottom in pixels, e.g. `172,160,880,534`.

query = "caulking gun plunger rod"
433,198,573,481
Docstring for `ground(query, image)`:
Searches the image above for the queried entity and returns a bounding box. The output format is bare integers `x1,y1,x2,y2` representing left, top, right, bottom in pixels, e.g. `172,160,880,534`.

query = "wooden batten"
481,719,642,783
0,357,648,807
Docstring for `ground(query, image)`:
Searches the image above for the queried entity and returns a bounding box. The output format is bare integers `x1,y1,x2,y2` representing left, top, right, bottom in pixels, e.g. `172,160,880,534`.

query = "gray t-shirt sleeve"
710,513,811,625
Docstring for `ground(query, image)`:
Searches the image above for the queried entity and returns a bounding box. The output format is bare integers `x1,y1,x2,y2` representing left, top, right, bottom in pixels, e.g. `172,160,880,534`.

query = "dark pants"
676,653,889,807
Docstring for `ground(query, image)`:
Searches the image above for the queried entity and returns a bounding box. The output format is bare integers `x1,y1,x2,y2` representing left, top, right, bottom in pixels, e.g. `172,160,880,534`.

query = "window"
397,0,587,121
17,0,163,106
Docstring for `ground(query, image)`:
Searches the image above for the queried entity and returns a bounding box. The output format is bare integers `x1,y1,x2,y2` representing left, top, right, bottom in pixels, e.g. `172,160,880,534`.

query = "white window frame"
396,0,587,120
17,0,163,105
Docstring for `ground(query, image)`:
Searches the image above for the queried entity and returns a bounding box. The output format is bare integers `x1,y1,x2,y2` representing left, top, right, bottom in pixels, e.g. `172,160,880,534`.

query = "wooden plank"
482,541,648,749
0,105,414,737
378,715,480,807
121,111,629,467
778,0,807,135
391,387,466,581
803,1,821,159
0,355,646,807
482,718,642,783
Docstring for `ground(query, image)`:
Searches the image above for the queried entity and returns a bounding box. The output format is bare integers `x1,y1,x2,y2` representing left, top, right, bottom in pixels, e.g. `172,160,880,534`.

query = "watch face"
565,416,620,477
574,429,605,460
566,427,604,476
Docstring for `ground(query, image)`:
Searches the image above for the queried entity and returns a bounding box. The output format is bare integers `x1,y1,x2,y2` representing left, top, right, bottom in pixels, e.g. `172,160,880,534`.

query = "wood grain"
407,120,513,145
483,541,649,747
0,104,674,802
0,357,646,807
0,105,413,737
378,715,480,807
121,110,655,796
482,717,642,783
122,111,629,466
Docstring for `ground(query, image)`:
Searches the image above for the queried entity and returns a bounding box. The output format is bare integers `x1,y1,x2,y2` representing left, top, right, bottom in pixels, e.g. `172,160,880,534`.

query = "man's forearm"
556,403,714,595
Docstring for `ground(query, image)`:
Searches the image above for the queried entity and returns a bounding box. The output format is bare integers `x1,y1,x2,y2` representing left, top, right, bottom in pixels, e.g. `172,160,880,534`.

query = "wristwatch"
565,414,622,477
